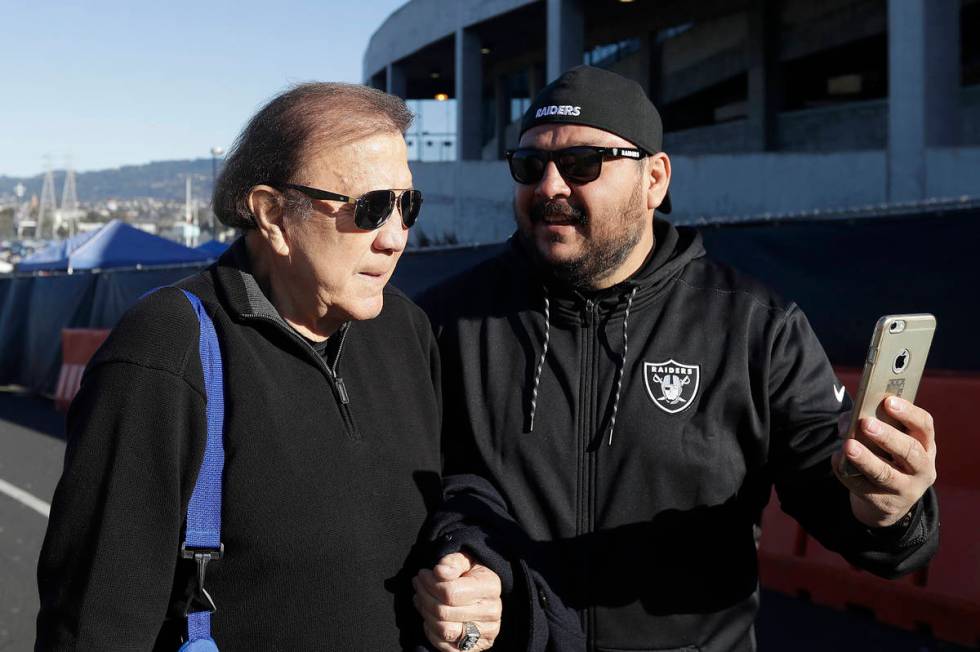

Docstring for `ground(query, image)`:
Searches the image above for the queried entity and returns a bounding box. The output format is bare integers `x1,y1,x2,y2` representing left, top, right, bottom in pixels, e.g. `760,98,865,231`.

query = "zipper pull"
585,299,595,326
334,377,350,404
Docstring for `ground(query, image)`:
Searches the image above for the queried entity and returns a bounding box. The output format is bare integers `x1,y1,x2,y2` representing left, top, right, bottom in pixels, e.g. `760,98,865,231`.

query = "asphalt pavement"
0,390,973,652
0,390,64,652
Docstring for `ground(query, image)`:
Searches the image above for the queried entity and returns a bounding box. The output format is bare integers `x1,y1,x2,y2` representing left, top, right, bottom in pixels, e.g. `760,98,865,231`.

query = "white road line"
0,477,50,518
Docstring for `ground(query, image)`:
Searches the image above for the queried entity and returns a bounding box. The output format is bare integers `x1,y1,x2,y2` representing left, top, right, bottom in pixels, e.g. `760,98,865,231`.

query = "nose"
534,160,572,200
372,206,409,254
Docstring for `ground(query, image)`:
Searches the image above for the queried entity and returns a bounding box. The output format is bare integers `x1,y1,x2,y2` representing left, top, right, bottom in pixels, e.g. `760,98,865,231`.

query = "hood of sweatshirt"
511,218,706,324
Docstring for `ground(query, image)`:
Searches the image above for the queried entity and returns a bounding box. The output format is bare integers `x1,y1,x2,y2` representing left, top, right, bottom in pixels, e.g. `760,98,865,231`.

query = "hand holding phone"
840,314,936,476
834,314,939,527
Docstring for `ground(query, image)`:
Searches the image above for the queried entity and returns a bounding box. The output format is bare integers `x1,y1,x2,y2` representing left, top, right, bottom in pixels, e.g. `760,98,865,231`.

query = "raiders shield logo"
644,360,700,414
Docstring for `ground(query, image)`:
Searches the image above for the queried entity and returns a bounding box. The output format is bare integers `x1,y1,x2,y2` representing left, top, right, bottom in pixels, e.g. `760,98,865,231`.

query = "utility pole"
60,159,80,237
209,146,224,240
185,175,198,247
37,162,57,240
13,183,30,239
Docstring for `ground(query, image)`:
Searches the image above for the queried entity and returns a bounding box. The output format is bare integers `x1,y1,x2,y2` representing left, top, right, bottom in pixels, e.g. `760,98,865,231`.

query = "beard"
515,183,648,291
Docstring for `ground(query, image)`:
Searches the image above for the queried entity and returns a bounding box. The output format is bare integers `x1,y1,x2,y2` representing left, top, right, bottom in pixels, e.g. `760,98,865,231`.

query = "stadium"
363,0,979,244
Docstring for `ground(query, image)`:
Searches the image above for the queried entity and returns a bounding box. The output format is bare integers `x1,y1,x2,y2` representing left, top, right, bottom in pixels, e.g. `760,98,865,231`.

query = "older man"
36,83,500,650
418,66,939,651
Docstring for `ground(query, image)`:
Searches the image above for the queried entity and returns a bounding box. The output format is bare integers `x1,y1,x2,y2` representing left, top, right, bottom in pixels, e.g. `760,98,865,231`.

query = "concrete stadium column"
648,33,664,107
456,28,483,160
386,63,407,99
546,0,584,81
887,0,960,202
528,63,544,98
494,73,510,159
746,0,781,151
631,34,653,97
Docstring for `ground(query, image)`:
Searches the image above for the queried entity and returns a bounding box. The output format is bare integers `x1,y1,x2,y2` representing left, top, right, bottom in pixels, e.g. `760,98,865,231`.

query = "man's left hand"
832,396,938,528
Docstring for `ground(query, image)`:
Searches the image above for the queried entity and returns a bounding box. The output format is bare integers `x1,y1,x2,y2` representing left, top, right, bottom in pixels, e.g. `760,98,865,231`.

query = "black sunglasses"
505,146,648,185
275,183,422,230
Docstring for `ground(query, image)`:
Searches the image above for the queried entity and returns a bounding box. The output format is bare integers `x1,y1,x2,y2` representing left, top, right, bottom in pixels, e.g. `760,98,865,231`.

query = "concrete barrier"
55,329,110,412
759,368,980,647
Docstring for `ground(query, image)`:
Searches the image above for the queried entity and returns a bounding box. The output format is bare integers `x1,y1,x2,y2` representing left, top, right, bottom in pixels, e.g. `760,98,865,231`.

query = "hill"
0,158,218,202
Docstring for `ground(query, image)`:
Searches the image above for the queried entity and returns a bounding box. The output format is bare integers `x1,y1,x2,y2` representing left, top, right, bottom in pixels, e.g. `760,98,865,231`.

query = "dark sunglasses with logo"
274,183,422,230
505,146,648,185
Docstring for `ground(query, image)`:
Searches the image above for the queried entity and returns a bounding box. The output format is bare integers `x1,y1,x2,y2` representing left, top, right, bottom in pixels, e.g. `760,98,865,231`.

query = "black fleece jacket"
36,239,442,650
421,220,939,652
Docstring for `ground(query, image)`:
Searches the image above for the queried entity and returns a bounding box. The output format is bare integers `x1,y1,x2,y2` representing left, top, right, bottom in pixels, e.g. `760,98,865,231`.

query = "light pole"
209,146,225,239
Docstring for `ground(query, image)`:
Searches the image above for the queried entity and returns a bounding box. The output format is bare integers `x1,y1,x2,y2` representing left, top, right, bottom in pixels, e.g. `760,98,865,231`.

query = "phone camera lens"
889,320,905,334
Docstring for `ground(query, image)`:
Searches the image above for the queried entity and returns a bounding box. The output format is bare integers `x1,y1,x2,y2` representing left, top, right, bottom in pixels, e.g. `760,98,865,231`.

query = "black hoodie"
421,220,938,652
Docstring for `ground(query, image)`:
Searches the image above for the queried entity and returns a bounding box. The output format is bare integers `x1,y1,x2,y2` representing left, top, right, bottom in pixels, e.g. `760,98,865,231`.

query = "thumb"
433,551,473,581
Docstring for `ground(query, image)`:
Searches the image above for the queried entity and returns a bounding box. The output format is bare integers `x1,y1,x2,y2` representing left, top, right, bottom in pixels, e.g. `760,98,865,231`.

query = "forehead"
519,123,635,150
300,131,411,193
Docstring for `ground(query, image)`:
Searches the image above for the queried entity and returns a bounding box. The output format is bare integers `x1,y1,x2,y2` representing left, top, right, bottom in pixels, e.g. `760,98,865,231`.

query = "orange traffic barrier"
759,368,980,647
55,329,110,412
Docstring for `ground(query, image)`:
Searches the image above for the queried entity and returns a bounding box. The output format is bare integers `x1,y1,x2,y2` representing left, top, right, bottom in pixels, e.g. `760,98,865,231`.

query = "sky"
0,0,419,177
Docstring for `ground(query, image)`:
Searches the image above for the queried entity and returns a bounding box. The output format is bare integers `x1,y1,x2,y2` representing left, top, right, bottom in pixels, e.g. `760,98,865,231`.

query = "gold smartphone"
840,314,937,477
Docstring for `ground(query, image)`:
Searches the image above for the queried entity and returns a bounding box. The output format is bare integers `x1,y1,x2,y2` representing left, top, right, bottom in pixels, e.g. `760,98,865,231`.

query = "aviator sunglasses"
275,183,423,230
505,146,648,185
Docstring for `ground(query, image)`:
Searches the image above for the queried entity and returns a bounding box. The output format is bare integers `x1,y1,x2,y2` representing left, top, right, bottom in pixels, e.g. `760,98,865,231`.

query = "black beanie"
520,65,672,213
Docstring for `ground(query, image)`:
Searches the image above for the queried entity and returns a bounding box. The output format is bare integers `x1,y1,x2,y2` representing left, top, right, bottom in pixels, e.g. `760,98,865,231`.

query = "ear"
645,152,671,212
247,185,290,256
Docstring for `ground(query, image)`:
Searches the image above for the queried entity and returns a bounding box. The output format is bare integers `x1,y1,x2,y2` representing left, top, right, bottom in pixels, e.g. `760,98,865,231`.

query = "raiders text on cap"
534,104,581,118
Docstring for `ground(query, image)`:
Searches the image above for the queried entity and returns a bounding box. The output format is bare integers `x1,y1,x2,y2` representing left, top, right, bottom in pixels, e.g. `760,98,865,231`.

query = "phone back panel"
850,314,937,433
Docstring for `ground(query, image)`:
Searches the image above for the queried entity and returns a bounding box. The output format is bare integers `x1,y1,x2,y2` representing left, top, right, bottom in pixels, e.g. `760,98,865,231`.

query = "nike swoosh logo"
834,384,846,403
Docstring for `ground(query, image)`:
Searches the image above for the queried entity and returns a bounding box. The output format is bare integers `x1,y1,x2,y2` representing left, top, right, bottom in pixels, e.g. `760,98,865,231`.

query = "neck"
245,233,343,340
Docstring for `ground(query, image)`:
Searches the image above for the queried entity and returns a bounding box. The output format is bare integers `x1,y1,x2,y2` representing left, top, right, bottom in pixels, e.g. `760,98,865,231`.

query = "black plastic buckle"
180,543,224,616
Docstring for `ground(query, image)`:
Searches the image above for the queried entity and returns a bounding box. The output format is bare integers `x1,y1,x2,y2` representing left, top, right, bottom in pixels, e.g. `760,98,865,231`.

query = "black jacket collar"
211,237,285,324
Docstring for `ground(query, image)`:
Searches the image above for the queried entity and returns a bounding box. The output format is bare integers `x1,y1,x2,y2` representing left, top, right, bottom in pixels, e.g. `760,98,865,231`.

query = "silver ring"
457,621,480,651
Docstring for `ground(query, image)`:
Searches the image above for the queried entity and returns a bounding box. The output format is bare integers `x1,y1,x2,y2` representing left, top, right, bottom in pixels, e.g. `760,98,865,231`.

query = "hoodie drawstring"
607,286,638,446
526,285,636,445
527,290,551,433
527,288,551,432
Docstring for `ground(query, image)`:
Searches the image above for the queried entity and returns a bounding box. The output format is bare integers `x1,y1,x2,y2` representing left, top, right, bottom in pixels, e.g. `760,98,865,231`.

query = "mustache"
530,200,588,226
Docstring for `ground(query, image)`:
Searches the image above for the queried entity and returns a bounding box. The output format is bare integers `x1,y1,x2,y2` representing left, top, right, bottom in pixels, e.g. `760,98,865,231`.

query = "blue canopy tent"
13,228,101,273
16,219,212,273
4,221,215,394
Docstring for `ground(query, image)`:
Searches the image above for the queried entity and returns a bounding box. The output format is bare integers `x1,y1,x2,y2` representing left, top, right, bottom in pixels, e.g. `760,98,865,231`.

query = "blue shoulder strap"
178,289,224,651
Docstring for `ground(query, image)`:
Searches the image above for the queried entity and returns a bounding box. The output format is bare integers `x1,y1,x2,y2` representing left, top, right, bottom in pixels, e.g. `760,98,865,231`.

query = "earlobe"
248,186,290,256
